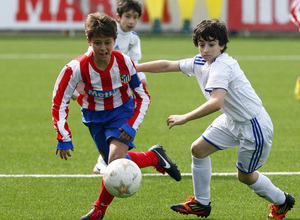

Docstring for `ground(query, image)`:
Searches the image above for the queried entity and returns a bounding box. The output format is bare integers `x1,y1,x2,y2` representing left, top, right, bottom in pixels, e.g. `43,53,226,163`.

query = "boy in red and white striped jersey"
52,12,181,220
92,0,147,174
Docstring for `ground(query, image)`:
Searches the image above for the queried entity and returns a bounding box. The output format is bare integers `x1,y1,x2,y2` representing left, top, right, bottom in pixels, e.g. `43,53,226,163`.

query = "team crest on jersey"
120,73,131,84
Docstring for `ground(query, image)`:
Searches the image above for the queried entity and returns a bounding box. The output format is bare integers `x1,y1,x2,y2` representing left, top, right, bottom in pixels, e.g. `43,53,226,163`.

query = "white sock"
192,156,211,205
248,172,285,205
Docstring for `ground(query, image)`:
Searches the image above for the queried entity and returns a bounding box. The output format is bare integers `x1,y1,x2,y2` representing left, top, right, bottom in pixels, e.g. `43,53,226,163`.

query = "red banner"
228,0,299,31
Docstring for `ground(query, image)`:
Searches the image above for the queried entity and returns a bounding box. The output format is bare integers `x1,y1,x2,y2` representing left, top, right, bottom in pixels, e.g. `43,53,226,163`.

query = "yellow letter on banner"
144,0,165,23
178,0,196,34
178,0,196,21
205,0,223,19
145,0,165,33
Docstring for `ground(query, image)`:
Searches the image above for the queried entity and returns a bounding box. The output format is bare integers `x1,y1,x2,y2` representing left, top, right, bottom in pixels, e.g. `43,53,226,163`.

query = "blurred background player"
91,0,148,174
290,0,300,100
52,12,181,220
295,73,300,101
136,19,295,219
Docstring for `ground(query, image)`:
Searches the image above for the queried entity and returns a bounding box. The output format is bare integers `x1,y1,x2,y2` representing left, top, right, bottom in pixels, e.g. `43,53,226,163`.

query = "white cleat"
93,159,107,174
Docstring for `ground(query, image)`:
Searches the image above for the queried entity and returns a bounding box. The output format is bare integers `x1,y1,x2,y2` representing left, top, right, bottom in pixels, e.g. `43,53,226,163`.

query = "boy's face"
88,35,115,63
116,9,139,32
197,36,225,64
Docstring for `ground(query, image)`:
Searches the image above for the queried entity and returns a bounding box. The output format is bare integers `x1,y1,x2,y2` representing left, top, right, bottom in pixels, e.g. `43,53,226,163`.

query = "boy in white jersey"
114,0,147,87
88,0,147,174
136,19,295,219
52,12,181,220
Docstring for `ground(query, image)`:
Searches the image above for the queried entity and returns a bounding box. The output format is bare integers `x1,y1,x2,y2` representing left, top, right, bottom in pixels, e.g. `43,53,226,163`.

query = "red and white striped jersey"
52,50,150,142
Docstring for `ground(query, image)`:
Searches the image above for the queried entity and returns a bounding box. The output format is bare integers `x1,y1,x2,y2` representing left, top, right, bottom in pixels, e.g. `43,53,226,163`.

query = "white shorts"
202,107,273,173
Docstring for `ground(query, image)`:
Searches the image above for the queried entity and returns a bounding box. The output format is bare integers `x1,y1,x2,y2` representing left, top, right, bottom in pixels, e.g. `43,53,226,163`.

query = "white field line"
0,54,300,61
0,172,299,178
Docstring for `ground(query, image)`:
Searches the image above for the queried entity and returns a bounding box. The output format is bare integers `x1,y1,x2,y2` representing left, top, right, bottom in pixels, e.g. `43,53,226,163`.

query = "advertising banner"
0,0,219,32
228,0,299,31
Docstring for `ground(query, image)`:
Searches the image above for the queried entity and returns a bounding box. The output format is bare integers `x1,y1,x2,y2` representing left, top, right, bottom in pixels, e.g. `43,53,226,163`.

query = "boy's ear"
220,44,225,51
116,13,121,22
87,37,91,46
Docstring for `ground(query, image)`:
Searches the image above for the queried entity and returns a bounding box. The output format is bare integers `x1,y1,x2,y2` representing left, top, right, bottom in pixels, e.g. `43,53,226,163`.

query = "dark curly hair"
192,19,229,53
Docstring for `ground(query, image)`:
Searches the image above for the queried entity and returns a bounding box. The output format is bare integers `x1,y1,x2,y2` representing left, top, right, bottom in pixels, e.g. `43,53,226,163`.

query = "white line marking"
0,172,299,178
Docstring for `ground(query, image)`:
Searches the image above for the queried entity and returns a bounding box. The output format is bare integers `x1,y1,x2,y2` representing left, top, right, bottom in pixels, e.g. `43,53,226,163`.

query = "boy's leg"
244,171,295,219
80,179,112,220
192,156,211,205
171,136,217,217
239,170,285,204
170,156,212,217
93,154,107,174
191,136,218,205
126,150,158,168
81,139,129,220
236,113,295,219
127,144,181,181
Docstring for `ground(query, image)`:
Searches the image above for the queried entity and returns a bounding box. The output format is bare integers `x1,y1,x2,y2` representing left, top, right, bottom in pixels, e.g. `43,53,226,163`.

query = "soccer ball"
103,158,142,198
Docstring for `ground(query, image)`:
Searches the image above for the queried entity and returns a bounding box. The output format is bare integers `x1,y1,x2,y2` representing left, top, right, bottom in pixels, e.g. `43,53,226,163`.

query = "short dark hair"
192,19,229,53
85,12,117,40
117,0,142,18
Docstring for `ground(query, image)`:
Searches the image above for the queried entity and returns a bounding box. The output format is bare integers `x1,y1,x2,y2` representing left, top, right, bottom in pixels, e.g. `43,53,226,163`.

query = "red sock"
127,151,158,168
94,179,114,214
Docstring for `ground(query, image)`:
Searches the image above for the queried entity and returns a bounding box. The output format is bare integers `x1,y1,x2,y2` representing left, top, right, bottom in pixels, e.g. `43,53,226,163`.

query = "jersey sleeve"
129,36,146,80
205,61,231,92
122,75,150,139
128,32,142,62
52,60,82,144
179,56,199,76
120,59,151,139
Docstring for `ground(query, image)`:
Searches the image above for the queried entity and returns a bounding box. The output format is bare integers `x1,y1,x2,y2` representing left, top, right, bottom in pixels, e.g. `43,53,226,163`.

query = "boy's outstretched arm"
136,60,180,73
167,89,226,129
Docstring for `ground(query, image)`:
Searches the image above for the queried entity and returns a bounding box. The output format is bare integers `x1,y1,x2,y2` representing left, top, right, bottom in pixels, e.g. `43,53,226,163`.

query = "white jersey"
179,53,262,122
114,24,142,63
114,24,146,81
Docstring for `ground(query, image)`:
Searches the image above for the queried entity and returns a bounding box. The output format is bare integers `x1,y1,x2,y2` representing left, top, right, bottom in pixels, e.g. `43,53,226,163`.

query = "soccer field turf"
0,35,299,219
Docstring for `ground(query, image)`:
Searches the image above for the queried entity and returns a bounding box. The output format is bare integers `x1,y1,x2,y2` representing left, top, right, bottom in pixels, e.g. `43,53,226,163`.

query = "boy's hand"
166,115,187,129
118,128,133,142
56,148,74,160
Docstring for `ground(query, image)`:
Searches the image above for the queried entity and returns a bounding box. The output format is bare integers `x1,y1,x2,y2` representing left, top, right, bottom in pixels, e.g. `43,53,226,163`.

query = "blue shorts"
82,98,135,163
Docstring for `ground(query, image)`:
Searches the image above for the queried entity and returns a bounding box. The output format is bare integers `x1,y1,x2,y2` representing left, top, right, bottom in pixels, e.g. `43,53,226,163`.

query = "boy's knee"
237,173,247,184
191,138,218,159
191,142,206,158
237,170,258,185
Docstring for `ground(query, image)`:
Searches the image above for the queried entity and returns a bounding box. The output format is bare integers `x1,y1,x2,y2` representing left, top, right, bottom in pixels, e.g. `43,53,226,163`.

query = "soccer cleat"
171,196,211,218
93,159,107,174
80,207,104,220
267,193,295,219
149,144,181,181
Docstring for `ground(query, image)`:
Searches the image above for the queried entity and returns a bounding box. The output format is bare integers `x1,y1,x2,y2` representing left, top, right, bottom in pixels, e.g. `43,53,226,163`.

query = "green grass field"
0,34,299,219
